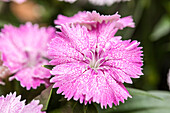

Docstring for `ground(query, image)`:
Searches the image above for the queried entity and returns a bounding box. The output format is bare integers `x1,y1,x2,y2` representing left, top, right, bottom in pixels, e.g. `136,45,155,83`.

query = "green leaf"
127,88,163,100
43,65,55,70
34,85,53,111
150,14,170,41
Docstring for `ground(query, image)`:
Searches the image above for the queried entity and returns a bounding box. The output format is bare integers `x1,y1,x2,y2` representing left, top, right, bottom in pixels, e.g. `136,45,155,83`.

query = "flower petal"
21,100,45,113
0,92,45,113
48,32,84,61
9,68,46,90
51,65,131,108
0,92,25,113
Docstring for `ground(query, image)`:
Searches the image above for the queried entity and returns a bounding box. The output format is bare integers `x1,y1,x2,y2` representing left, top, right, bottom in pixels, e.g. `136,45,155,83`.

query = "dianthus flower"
55,11,134,30
48,21,143,108
1,0,26,4
58,0,130,6
0,22,55,90
0,92,45,113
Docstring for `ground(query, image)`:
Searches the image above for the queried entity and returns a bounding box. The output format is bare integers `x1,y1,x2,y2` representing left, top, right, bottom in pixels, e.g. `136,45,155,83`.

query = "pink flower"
0,22,55,90
0,92,45,113
48,21,143,108
1,0,26,4
54,11,135,30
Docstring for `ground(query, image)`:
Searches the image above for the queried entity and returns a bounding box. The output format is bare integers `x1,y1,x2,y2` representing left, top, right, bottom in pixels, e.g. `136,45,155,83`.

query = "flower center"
89,50,103,69
24,51,43,67
83,43,108,72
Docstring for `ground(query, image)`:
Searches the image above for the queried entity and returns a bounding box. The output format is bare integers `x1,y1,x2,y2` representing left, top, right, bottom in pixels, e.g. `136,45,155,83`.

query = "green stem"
83,104,88,113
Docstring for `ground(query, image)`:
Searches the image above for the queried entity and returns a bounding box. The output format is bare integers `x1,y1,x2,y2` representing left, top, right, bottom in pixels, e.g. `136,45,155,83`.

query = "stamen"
83,54,91,62
90,50,95,66
105,56,109,60
97,56,109,67
85,66,88,70
103,48,106,52
86,43,109,71
97,66,109,70
94,57,104,68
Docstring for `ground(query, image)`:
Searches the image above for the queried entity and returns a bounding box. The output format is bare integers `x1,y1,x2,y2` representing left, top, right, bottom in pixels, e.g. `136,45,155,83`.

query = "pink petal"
54,11,134,30
0,92,25,113
33,63,51,79
91,22,119,48
117,16,135,29
49,56,78,65
48,33,84,61
9,68,46,90
0,92,45,113
51,63,131,108
103,40,143,62
21,100,45,113
59,24,91,53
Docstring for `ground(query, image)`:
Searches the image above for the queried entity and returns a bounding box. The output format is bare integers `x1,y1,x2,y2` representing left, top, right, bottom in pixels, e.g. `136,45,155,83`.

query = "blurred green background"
0,0,169,99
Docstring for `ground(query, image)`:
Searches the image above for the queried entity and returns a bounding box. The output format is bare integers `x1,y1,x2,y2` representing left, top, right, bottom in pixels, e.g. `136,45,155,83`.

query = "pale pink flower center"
24,51,42,67
84,43,108,72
